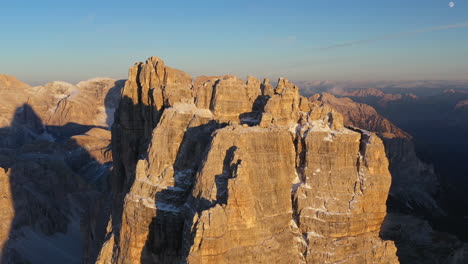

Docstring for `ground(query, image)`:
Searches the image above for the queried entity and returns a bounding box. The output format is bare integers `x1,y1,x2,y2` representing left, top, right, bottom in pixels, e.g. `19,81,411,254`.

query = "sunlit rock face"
98,56,398,264
311,93,442,216
311,93,468,264
0,74,32,128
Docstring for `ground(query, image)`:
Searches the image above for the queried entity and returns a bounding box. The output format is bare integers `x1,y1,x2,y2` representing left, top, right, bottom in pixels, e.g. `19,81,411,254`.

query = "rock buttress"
184,126,304,263
98,56,399,264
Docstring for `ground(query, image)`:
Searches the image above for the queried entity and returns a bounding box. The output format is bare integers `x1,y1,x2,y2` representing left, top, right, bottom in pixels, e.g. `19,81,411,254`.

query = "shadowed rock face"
328,87,468,214
310,93,441,216
98,56,398,263
0,77,124,263
312,93,468,264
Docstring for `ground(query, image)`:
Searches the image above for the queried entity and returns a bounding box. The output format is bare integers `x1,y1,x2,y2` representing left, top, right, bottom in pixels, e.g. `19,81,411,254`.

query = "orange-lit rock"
99,56,398,264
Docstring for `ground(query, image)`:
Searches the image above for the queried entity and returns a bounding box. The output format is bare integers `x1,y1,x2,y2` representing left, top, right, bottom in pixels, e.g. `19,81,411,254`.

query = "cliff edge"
96,56,399,263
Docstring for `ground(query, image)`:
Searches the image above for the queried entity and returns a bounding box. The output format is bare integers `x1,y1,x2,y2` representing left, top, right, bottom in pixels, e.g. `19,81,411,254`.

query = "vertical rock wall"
97,56,399,264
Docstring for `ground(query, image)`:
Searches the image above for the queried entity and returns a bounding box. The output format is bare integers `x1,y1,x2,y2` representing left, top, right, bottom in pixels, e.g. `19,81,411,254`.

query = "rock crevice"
96,57,399,264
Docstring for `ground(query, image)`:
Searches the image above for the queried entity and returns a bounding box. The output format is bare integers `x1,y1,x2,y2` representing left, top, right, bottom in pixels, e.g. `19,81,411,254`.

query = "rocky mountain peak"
0,74,31,89
96,56,399,263
0,75,124,263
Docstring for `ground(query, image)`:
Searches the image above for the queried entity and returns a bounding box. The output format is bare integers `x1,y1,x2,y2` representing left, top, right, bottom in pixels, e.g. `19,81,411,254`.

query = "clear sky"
1,0,467,85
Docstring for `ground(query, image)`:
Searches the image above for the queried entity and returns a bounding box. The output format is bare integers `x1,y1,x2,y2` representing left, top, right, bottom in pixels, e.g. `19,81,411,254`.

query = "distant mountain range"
297,80,468,97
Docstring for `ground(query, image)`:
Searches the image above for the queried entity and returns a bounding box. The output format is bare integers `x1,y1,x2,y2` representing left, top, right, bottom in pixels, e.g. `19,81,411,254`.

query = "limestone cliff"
311,93,442,216
0,77,123,263
98,57,398,263
310,93,468,264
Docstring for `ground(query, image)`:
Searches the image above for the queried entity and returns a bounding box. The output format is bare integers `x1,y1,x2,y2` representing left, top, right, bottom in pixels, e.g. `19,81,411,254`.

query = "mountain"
2,58,466,263
94,56,398,263
310,93,468,263
326,87,468,218
0,76,124,263
310,93,441,216
0,74,32,127
297,80,468,98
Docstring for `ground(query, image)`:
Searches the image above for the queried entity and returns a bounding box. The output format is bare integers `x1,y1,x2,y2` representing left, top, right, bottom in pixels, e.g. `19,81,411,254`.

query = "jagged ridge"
95,56,399,264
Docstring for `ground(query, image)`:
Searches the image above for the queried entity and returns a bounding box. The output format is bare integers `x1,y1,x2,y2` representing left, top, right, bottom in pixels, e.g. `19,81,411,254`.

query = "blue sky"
1,0,467,84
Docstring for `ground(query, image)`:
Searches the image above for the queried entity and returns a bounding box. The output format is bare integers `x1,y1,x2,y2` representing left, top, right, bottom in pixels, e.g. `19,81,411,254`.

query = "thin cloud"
314,21,468,51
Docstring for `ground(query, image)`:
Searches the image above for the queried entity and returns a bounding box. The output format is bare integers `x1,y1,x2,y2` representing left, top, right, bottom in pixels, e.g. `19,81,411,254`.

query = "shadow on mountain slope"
0,103,114,263
341,91,468,242
140,121,223,263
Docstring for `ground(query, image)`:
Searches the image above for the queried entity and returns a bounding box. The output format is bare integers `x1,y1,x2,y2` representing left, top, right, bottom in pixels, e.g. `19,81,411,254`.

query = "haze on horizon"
1,0,467,85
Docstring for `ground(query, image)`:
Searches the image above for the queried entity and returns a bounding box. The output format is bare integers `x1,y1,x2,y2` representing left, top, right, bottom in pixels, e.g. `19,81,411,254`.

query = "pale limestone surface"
98,56,399,264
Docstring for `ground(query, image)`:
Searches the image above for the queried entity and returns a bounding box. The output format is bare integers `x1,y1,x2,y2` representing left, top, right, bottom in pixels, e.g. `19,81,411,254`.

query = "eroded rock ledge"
96,56,399,263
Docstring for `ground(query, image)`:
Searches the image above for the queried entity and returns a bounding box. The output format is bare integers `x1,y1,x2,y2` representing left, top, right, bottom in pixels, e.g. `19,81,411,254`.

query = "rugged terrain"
317,86,468,196
0,75,124,263
94,57,398,263
311,93,468,263
317,87,468,241
310,93,441,216
2,57,466,263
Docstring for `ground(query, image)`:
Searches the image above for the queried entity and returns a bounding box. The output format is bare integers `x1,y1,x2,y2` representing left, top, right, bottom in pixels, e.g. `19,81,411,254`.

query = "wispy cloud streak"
314,21,468,51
